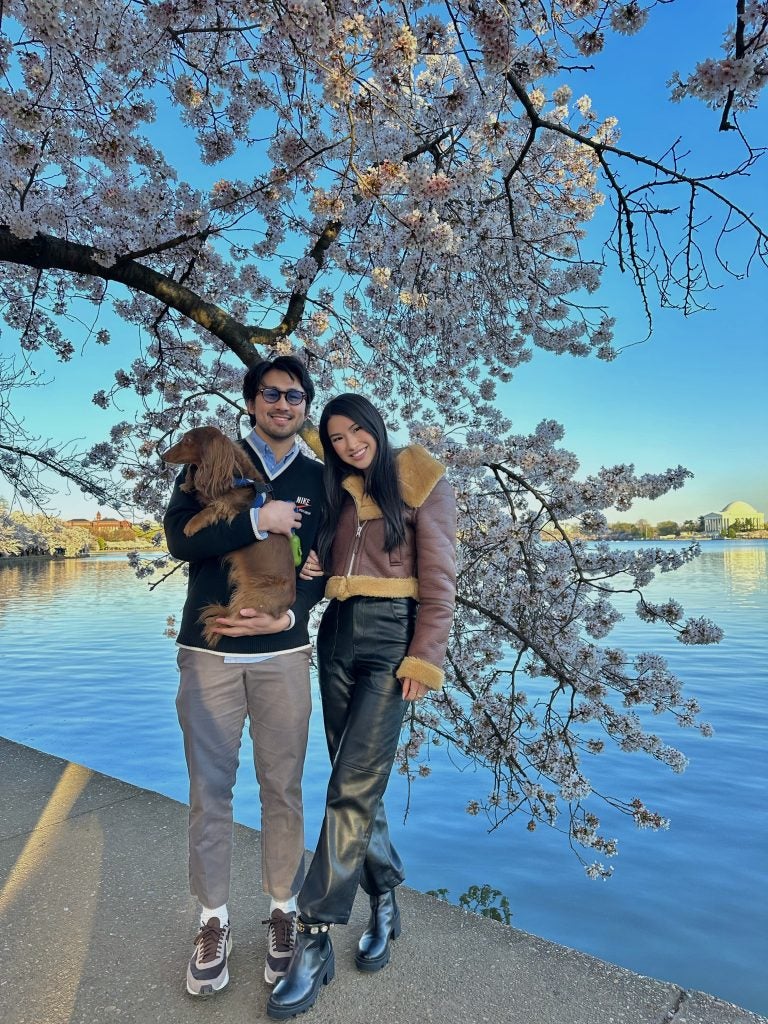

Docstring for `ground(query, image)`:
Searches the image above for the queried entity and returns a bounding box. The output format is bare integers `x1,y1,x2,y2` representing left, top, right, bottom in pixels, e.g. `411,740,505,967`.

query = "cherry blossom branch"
503,68,768,313
0,440,121,507
720,0,747,131
0,221,341,363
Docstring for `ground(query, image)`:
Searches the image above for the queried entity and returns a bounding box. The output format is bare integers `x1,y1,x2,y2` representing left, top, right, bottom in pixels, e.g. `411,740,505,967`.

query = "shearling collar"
341,444,445,519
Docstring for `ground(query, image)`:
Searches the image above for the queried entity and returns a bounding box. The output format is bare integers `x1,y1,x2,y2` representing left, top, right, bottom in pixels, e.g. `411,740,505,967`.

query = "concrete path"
1,736,764,1024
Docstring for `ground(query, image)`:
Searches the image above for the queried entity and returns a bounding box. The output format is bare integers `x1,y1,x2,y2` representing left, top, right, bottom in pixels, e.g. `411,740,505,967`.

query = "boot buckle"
296,919,331,935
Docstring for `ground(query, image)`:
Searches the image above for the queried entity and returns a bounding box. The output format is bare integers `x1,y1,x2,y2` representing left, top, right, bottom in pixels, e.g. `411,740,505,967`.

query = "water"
1,542,766,1014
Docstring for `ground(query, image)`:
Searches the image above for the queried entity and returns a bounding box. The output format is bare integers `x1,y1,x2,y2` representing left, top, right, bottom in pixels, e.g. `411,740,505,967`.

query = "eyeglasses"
257,387,307,406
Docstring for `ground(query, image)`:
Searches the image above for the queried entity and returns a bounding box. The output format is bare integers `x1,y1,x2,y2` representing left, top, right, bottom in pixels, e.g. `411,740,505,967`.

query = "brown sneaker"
263,909,296,984
186,917,232,996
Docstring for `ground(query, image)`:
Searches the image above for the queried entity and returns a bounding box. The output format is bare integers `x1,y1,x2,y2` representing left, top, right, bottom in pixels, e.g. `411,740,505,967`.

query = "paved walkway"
1,736,764,1024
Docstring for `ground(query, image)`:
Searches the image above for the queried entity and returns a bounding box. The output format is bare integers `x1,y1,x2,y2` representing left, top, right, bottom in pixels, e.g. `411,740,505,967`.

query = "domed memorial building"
703,500,765,534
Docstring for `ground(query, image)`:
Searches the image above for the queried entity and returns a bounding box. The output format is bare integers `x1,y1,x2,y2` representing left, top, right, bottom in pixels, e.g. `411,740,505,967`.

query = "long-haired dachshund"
162,425,295,647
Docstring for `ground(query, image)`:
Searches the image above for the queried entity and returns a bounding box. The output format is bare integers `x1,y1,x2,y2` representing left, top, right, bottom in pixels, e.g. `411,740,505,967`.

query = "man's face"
246,368,307,445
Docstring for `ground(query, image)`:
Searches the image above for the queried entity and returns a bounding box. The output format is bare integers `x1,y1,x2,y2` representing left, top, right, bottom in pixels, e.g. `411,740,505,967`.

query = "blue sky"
2,0,766,524
503,2,768,524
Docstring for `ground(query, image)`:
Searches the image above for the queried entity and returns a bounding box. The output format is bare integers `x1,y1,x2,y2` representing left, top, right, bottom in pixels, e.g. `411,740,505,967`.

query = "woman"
267,394,456,1021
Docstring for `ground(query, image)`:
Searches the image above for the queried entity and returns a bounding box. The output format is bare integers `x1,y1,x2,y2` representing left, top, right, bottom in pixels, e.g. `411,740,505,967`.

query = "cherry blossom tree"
0,497,93,557
1,0,764,873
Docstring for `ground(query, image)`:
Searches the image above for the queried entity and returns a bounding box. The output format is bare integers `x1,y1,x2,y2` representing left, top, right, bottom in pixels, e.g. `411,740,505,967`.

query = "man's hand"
212,608,290,636
258,500,303,537
400,677,428,702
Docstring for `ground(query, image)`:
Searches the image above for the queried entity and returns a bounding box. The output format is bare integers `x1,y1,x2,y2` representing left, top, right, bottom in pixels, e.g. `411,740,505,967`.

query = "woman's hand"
299,548,324,580
258,500,303,537
400,677,428,701
212,609,290,636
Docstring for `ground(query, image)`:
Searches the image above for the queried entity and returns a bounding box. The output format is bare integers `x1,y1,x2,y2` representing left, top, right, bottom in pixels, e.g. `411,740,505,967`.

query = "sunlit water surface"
1,541,766,1014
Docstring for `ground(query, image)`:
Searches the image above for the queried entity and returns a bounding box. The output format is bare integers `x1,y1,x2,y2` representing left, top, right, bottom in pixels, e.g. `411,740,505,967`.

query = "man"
164,356,326,996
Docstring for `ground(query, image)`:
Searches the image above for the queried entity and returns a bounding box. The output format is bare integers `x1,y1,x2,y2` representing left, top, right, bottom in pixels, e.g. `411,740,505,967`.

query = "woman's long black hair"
316,393,406,566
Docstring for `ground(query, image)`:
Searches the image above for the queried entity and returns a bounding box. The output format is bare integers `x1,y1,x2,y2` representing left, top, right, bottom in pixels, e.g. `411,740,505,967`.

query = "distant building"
65,511,133,536
702,500,765,535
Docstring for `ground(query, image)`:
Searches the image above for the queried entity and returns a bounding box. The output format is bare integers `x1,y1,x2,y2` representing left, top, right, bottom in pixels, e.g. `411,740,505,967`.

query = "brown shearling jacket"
324,444,457,689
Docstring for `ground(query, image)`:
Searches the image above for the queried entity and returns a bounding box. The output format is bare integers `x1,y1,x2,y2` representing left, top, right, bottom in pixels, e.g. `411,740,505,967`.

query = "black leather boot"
355,890,401,972
267,920,334,1020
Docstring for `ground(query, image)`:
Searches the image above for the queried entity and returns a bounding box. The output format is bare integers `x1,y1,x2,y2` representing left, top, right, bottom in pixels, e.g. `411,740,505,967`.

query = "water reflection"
0,544,766,1015
720,544,767,594
0,556,131,622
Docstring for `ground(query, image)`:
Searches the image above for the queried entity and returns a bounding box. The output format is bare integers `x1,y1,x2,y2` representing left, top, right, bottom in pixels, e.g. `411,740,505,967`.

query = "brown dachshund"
162,426,295,647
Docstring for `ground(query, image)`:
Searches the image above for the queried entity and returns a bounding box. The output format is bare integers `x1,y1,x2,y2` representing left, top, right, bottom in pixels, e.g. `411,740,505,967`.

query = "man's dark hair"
242,355,315,426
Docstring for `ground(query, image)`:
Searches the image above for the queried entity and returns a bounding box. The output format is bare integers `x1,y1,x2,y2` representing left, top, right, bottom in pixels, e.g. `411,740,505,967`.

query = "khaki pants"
176,647,312,906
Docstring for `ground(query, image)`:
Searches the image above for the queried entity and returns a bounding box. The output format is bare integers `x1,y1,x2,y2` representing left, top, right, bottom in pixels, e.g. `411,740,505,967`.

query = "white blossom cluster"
403,416,720,873
0,0,750,870
669,2,768,118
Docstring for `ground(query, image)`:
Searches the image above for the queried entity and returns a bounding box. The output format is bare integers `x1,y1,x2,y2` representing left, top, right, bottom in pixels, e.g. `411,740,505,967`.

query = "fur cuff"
325,576,419,601
396,656,445,690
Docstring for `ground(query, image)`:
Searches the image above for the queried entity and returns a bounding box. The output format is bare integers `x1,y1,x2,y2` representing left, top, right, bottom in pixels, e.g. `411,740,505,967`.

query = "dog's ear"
194,430,238,499
179,465,196,494
162,434,197,493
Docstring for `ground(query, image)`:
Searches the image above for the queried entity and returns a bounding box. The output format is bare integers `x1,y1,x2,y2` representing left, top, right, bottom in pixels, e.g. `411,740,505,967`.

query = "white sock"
269,896,297,915
200,903,229,926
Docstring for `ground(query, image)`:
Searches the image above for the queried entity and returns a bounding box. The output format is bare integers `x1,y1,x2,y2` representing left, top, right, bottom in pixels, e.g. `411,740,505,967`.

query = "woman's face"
326,414,378,472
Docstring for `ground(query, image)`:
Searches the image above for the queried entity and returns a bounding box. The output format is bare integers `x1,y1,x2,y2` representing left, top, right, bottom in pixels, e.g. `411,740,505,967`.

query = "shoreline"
0,544,167,564
3,537,767,564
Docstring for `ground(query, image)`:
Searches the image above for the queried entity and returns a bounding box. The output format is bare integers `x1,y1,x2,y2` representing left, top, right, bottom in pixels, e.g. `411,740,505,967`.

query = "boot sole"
355,949,390,972
354,916,401,973
266,949,335,1020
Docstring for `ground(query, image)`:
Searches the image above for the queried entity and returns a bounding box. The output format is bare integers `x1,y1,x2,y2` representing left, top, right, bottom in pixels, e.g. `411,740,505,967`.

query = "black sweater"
163,442,326,655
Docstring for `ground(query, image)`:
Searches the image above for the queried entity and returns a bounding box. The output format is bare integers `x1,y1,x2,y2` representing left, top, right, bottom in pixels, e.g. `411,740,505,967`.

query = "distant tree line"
0,502,162,557
601,517,761,540
0,500,93,557
719,519,764,539
604,518,701,540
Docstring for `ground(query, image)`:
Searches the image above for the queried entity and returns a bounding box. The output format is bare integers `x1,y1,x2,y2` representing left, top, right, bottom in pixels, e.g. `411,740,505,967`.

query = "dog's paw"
183,515,206,537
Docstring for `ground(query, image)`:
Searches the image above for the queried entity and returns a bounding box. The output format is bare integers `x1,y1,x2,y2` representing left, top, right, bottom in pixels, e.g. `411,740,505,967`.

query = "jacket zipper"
346,521,365,576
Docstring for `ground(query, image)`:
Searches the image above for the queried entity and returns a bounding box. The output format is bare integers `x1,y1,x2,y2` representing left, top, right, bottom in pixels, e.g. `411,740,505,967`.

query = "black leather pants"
299,597,415,924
